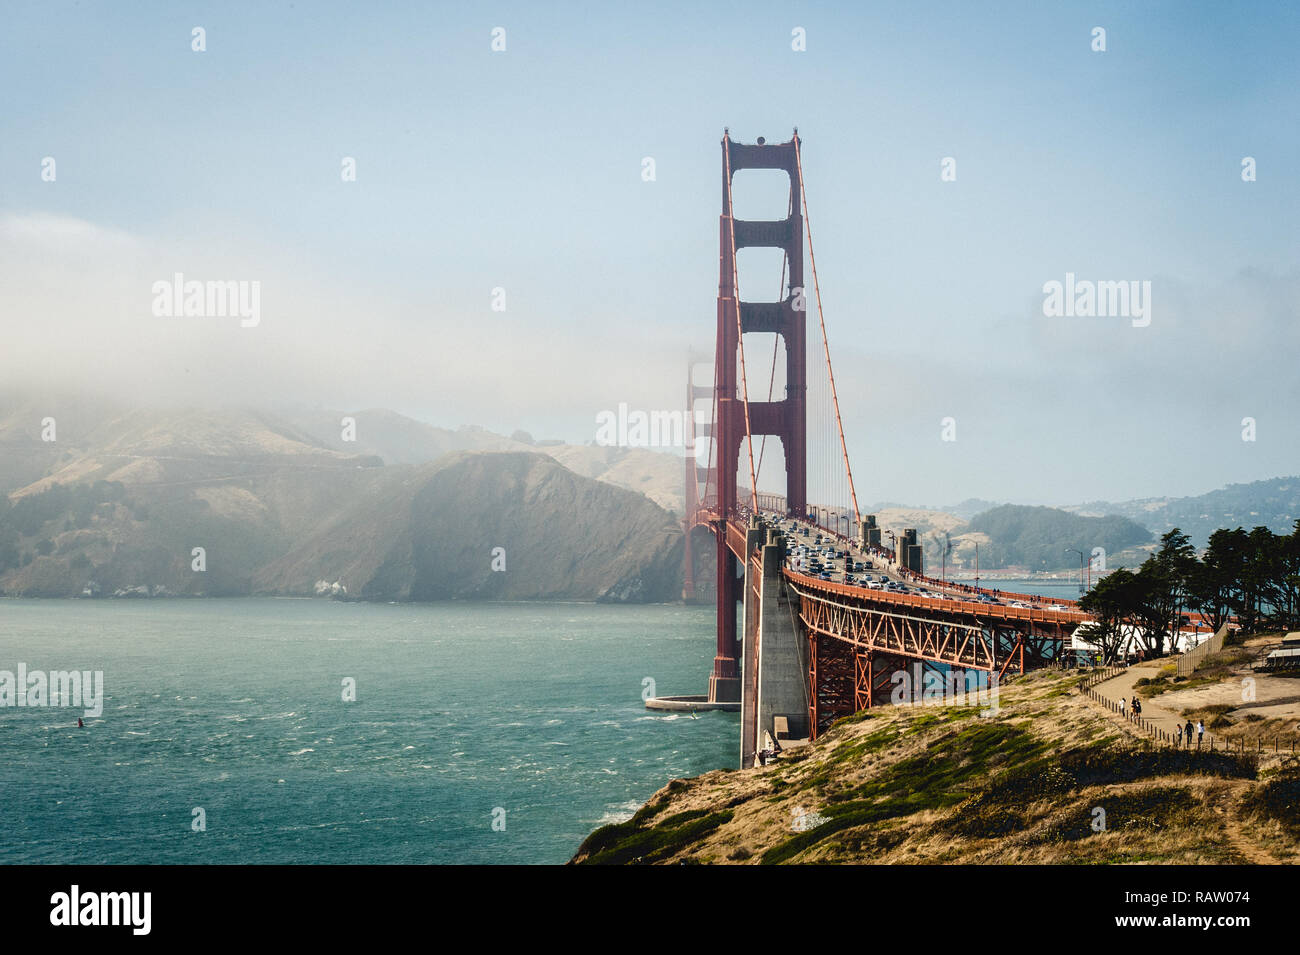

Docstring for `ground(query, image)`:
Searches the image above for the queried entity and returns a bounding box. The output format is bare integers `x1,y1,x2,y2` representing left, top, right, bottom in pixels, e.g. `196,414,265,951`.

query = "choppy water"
0,599,735,864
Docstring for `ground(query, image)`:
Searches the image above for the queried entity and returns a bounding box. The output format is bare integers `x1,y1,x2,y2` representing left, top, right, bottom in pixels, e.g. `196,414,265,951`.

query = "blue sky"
2,1,1297,506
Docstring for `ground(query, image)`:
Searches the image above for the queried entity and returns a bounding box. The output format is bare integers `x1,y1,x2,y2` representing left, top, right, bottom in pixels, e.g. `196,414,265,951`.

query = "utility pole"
1066,548,1084,596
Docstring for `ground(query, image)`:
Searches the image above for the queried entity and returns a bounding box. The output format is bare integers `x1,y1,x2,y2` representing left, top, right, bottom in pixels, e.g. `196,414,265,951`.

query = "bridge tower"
710,130,808,703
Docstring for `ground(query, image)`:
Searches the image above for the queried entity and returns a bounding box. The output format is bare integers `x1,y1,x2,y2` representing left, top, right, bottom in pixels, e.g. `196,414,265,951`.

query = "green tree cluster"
1080,523,1300,662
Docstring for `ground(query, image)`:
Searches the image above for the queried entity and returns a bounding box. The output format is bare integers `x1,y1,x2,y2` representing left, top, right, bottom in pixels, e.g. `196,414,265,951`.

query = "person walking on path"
1120,697,1127,719
1184,720,1194,748
1175,723,1183,746
1132,696,1141,719
1196,720,1205,747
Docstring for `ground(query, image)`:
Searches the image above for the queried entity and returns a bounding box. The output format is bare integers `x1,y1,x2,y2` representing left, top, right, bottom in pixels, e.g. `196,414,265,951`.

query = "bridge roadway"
713,508,1092,739
723,510,1091,632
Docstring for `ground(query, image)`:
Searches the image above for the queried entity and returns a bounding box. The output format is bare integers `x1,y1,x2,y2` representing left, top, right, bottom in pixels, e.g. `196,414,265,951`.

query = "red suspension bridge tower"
666,131,1084,749
708,129,808,703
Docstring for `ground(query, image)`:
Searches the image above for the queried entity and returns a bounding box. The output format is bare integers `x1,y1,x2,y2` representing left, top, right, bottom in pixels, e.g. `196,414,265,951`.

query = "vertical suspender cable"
794,136,861,528
724,138,760,516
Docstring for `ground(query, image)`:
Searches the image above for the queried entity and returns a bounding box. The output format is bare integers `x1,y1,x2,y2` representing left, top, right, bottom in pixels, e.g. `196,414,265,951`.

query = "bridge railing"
783,568,1088,624
901,572,1081,610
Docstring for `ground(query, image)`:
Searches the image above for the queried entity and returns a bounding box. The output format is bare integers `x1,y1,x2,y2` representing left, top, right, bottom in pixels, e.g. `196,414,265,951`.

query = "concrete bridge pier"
740,525,812,769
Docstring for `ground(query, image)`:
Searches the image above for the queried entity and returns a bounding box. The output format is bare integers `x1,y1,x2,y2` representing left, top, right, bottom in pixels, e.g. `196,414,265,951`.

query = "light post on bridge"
1066,548,1085,597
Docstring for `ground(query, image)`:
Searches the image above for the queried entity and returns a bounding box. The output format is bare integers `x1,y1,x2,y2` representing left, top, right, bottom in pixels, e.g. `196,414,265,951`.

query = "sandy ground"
1094,661,1201,743
1092,634,1300,746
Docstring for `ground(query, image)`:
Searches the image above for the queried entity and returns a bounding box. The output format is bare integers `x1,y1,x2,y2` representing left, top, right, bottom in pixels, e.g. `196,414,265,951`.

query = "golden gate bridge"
663,130,1092,768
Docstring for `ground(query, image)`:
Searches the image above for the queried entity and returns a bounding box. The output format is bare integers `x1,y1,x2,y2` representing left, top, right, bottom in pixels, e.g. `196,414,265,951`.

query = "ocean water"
965,579,1087,601
0,599,735,864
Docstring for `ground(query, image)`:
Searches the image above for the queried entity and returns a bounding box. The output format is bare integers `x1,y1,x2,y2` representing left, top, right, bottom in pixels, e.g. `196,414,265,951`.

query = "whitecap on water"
592,801,640,825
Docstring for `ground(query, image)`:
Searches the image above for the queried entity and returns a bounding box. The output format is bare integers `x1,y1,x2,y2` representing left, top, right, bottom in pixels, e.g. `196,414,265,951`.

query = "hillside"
272,406,685,514
254,451,684,602
0,393,686,601
571,668,1300,865
0,394,688,513
0,451,682,601
1066,477,1300,549
965,504,1153,571
856,503,1153,573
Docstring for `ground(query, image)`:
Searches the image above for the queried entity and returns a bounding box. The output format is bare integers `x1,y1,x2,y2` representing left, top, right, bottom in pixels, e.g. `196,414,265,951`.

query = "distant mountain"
0,394,685,601
870,507,967,542
0,450,682,602
856,480,1300,570
255,452,682,602
940,498,1006,521
275,406,686,515
864,499,1003,521
1064,477,1300,548
965,505,1153,572
273,406,528,465
0,394,687,513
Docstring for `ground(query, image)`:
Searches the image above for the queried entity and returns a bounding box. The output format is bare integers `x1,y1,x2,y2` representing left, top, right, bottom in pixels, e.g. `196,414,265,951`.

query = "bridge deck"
721,513,1090,627
785,569,1088,626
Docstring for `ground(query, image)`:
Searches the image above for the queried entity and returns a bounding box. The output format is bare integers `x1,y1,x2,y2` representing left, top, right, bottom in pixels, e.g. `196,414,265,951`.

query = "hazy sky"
2,1,1297,507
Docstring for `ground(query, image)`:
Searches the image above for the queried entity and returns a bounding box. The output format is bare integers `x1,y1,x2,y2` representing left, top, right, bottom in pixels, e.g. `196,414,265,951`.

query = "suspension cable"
723,137,760,516
794,135,861,528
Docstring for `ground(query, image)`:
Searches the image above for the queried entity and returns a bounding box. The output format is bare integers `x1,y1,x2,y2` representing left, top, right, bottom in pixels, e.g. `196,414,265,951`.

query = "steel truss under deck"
790,580,1063,738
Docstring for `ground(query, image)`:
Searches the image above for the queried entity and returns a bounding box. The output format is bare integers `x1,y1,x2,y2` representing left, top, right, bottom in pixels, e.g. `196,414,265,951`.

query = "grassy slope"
572,667,1300,865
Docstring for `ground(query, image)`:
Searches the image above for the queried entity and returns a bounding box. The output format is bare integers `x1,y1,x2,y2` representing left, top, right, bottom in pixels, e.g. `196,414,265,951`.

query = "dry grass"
571,667,1300,865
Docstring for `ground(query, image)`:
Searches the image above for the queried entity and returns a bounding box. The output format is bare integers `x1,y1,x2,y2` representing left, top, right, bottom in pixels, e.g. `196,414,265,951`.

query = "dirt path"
1218,781,1275,864
1092,668,1279,862
1093,661,1210,746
